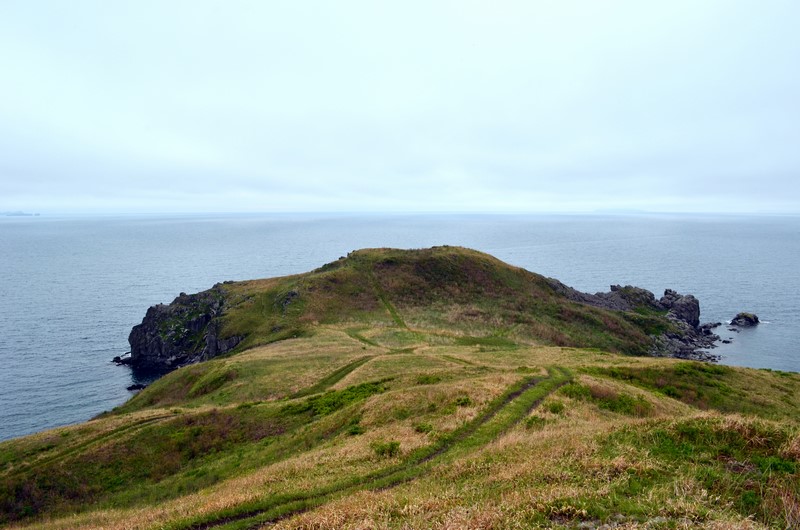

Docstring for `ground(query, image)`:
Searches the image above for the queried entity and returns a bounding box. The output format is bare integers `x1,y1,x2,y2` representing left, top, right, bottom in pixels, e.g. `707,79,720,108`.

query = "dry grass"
5,318,798,529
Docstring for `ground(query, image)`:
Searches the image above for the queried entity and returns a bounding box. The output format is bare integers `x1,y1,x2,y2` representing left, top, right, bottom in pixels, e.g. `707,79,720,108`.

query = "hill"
126,246,714,371
1,247,797,529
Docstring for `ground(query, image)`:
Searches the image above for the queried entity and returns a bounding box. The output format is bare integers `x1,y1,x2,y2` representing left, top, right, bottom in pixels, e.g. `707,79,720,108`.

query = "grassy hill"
1,247,798,529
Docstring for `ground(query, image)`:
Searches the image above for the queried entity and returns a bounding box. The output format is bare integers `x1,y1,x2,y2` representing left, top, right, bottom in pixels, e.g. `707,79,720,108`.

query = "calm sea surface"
1,213,798,441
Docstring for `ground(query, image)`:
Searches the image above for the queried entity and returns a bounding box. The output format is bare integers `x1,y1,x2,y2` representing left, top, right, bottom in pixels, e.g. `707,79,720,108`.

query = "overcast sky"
1,1,798,214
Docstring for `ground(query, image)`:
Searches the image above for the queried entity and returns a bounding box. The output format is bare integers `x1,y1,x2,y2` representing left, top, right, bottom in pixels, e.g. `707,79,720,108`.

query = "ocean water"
1,213,798,441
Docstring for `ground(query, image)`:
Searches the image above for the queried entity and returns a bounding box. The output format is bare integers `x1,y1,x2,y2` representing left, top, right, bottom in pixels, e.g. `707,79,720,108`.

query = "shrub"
414,423,433,434
371,440,400,458
547,401,565,415
416,374,442,385
561,383,591,400
347,422,365,435
454,396,472,407
525,415,547,430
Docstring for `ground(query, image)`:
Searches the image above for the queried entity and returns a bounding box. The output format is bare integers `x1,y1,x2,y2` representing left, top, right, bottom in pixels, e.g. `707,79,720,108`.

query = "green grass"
203,247,684,358
560,381,653,417
281,379,390,417
585,417,800,527
594,361,800,419
288,355,375,399
0,379,392,523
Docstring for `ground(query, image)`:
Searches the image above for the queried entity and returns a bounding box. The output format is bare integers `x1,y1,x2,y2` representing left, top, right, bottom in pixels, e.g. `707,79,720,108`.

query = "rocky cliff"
128,284,242,370
547,280,720,359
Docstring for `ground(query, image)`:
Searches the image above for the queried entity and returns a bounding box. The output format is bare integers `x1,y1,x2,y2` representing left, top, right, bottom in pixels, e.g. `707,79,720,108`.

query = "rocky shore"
547,281,721,361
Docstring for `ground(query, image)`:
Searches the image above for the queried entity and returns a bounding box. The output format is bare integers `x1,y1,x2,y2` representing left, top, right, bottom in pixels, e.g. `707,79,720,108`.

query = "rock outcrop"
546,279,720,360
659,289,700,328
730,312,760,327
128,285,242,370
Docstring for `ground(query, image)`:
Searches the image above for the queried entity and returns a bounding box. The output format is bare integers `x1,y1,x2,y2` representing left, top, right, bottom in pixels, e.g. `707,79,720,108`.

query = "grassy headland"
1,247,797,529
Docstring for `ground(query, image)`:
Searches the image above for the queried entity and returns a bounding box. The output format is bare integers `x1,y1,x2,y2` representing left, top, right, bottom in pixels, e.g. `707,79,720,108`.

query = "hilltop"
127,246,716,371
1,247,797,529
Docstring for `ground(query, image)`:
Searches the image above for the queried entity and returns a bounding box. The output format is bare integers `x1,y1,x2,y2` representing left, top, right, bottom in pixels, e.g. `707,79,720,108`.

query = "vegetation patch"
370,440,401,458
454,396,473,407
525,415,548,430
115,362,228,412
414,422,434,434
593,362,797,418
415,374,442,385
281,379,390,417
595,416,800,527
187,366,237,398
561,381,652,417
0,408,287,523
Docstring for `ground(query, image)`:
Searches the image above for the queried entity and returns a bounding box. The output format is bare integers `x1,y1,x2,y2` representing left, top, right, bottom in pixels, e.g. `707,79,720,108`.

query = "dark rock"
699,323,722,336
128,285,242,371
112,355,132,366
609,284,659,308
547,279,720,361
730,312,759,327
281,290,299,310
126,383,147,391
547,281,661,312
660,289,700,328
722,340,732,344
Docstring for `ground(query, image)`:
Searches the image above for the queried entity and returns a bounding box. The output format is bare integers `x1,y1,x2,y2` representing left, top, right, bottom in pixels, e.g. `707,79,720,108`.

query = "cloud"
0,0,798,213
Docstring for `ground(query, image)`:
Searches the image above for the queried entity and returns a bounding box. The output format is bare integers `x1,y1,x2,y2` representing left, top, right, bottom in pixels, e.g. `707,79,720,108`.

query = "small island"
731,312,760,327
0,211,39,217
1,247,797,529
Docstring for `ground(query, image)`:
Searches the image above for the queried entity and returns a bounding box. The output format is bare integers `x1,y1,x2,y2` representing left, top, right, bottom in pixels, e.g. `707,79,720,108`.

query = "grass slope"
1,247,798,529
215,247,670,356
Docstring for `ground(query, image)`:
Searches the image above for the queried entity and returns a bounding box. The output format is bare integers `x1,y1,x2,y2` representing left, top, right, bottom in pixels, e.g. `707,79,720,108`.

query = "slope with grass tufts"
1,247,798,529
130,246,709,371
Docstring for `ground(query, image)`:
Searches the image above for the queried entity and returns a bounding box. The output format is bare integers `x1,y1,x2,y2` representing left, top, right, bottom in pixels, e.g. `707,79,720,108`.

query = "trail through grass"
288,355,376,399
169,367,572,530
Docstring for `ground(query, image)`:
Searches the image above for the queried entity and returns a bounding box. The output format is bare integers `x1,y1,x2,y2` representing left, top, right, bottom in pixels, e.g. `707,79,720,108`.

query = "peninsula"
1,247,797,529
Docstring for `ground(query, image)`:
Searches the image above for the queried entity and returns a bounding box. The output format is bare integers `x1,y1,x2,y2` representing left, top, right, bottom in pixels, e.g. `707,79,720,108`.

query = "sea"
1,213,798,442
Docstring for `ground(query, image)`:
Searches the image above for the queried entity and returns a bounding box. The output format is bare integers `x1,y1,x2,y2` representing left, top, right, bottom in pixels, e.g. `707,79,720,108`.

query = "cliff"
128,284,242,370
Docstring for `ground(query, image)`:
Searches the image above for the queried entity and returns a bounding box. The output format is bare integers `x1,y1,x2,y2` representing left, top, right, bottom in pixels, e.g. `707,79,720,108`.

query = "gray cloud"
0,0,798,213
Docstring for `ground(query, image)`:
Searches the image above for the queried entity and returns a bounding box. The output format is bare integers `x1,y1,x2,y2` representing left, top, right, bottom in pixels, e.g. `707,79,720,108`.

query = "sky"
0,1,799,214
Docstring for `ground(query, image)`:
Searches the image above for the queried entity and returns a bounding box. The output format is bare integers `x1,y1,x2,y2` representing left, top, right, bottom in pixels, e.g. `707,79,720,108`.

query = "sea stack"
730,312,760,327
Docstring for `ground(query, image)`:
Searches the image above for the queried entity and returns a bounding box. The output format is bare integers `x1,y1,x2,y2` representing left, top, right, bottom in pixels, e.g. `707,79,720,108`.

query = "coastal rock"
128,284,242,370
546,279,720,360
546,281,661,312
112,354,132,365
699,322,722,336
730,312,759,327
660,289,700,328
